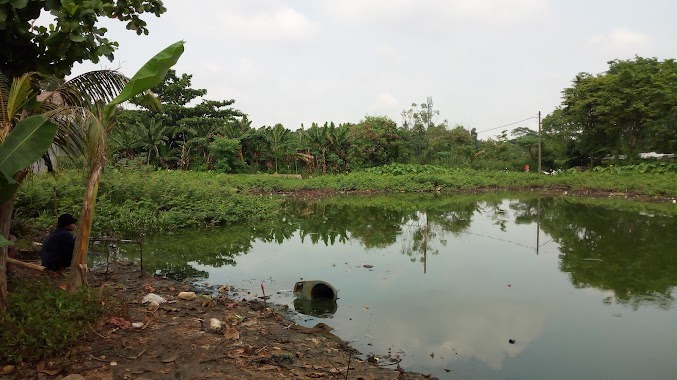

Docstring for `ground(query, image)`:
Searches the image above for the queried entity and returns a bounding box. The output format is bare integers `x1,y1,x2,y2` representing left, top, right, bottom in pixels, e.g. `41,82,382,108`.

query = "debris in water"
509,339,516,344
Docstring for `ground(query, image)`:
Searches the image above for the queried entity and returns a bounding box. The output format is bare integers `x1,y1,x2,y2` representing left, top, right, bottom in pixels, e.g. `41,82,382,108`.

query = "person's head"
57,213,78,230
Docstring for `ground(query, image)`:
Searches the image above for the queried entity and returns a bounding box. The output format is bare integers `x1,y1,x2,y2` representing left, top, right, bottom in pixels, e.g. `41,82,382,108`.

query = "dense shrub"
0,279,102,364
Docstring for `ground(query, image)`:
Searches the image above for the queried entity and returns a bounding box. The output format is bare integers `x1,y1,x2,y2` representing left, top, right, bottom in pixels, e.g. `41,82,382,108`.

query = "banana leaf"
0,115,57,176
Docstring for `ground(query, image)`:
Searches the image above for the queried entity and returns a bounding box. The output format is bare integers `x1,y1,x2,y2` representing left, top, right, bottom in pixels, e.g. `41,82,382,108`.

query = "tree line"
110,57,676,175
108,71,548,174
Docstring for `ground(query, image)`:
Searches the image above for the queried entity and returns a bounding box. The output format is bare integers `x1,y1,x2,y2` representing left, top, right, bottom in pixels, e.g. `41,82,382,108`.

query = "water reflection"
128,195,677,310
116,194,677,379
539,199,677,309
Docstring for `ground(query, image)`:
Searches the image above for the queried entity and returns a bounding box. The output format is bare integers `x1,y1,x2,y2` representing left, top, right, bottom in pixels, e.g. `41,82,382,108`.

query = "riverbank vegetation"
13,163,677,237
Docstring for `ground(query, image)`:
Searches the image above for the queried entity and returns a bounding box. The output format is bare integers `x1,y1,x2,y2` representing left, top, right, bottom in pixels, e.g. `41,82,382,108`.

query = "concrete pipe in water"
293,280,338,317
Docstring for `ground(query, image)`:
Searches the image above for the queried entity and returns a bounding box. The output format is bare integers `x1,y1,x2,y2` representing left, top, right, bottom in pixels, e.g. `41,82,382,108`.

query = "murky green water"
110,194,677,379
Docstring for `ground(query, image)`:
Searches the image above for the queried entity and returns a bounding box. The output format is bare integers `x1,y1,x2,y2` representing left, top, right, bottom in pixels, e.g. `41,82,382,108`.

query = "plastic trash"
142,293,167,304
178,291,197,300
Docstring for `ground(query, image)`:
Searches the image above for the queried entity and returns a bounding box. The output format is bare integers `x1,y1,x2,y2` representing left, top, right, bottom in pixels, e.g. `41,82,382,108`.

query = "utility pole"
537,111,542,173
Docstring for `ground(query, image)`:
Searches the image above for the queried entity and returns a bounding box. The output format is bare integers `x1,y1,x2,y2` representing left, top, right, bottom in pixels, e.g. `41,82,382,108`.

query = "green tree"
0,0,166,79
545,57,677,165
223,115,254,167
348,116,404,169
208,137,241,172
0,69,132,310
268,123,291,173
116,70,245,170
66,41,184,291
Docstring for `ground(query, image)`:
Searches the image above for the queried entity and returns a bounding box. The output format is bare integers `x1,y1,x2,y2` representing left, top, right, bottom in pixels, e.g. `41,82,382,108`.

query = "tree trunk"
66,153,105,292
0,184,20,311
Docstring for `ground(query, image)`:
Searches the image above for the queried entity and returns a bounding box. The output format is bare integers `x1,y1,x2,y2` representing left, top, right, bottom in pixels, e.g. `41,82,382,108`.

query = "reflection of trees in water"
401,212,440,268
135,195,482,279
479,200,510,232
400,202,478,269
131,194,677,309
534,199,677,309
287,200,402,248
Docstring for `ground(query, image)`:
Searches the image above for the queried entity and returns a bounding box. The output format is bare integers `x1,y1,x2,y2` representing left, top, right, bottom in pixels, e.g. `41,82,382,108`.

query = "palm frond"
0,71,10,131
53,70,129,108
41,106,97,159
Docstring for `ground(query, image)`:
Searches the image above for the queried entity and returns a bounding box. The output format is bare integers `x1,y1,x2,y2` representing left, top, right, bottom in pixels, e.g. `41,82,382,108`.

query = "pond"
108,194,677,379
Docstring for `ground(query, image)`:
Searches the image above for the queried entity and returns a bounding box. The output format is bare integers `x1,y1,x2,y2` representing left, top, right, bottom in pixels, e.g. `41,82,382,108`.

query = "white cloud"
324,0,549,31
589,28,650,48
217,7,316,42
165,2,317,44
376,92,400,109
586,28,652,60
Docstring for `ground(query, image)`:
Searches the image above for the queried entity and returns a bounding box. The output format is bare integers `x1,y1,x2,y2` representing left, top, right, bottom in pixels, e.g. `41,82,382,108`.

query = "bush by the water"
15,168,281,235
14,164,677,236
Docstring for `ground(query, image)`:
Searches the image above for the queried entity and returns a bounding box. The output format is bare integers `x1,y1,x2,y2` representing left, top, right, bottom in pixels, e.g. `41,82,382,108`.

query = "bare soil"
2,260,436,380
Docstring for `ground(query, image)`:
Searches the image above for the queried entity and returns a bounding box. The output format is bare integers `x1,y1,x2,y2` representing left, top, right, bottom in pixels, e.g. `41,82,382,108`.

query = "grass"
13,164,677,236
0,278,103,364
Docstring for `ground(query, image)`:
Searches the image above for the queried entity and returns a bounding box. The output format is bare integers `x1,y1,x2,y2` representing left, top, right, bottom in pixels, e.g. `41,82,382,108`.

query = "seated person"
41,213,77,272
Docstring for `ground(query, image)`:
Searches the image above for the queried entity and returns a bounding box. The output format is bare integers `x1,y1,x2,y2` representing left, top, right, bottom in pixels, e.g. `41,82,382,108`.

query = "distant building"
603,152,676,161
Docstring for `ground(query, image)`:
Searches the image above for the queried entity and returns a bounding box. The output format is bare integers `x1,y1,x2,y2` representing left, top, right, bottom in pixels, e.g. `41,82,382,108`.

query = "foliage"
0,0,166,78
536,198,677,309
543,57,677,165
362,163,455,176
111,69,244,170
13,163,677,238
0,115,56,200
14,168,281,234
347,116,405,169
0,278,101,363
591,162,677,174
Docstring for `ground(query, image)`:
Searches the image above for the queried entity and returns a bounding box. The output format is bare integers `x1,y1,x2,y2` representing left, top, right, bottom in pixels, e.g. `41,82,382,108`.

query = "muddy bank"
2,261,437,380
255,186,677,203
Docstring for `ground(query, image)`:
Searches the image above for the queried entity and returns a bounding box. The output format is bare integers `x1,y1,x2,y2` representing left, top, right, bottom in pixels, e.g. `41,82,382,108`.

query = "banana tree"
67,41,184,291
0,69,134,311
0,115,57,310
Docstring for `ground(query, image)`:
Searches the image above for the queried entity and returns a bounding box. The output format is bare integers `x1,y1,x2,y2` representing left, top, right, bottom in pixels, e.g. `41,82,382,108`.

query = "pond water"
110,194,677,379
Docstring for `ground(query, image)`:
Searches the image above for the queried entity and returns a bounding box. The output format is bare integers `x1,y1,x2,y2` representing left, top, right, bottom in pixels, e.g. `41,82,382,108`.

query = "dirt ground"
1,260,437,380
260,186,677,203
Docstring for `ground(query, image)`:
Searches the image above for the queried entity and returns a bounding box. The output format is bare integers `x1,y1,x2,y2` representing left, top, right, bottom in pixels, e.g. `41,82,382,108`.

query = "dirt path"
3,264,436,380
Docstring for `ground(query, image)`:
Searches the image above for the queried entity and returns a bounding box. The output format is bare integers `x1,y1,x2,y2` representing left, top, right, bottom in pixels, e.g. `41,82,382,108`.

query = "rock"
0,365,15,375
147,301,160,311
208,318,223,333
132,322,145,329
61,375,86,380
142,293,167,304
178,291,197,300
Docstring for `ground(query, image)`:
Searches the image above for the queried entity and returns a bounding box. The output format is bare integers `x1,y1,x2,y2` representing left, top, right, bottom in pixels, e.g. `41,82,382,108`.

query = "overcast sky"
71,0,677,138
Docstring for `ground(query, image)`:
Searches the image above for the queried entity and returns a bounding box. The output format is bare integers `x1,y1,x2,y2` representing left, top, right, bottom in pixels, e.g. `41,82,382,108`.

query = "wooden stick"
261,282,267,308
8,258,45,271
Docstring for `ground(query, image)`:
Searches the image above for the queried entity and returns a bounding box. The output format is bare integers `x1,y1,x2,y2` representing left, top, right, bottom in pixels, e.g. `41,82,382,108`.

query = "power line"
475,115,538,134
